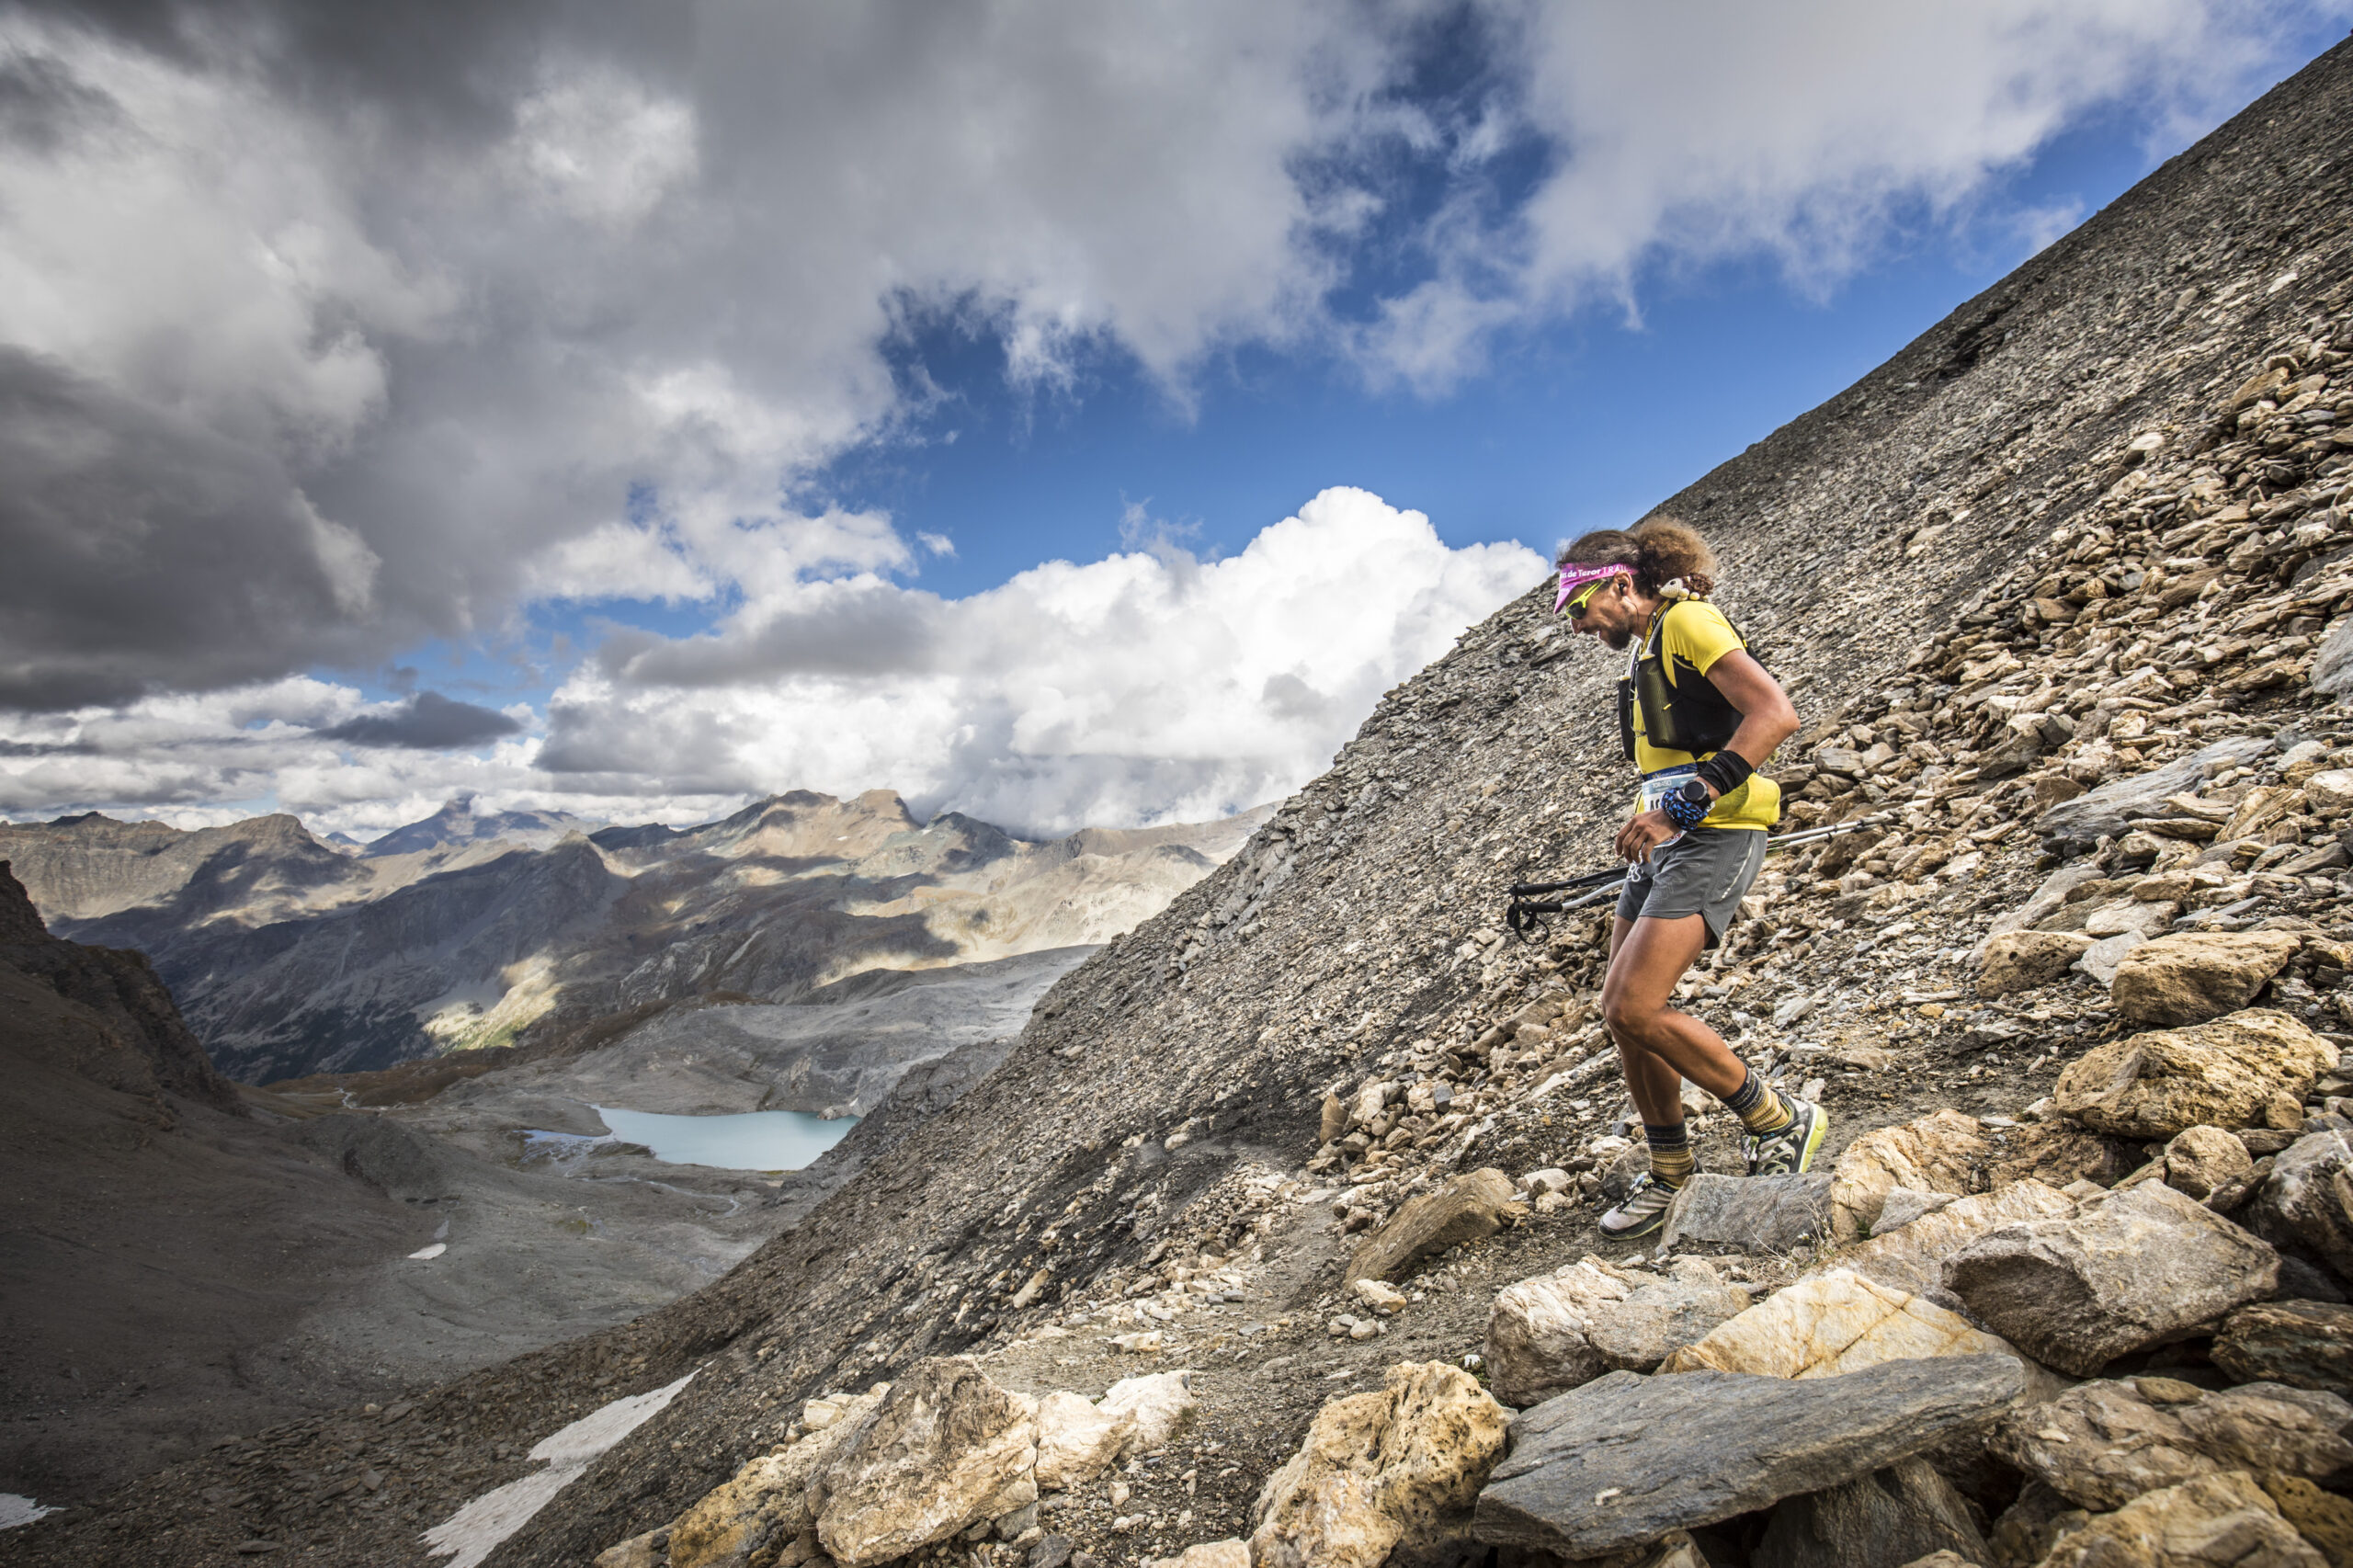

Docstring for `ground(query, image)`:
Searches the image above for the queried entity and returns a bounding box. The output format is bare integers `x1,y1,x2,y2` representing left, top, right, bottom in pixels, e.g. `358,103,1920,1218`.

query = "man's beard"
1602,625,1634,651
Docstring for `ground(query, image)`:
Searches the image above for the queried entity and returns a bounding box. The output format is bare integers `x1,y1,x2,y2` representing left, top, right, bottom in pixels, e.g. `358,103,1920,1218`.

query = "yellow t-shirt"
1630,600,1782,832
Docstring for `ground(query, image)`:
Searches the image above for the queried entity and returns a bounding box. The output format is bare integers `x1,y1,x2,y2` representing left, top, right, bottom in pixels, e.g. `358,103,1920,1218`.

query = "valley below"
0,796,1251,1509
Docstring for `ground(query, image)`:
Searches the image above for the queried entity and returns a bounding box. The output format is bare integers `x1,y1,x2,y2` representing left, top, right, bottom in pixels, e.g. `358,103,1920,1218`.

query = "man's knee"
1603,993,1657,1045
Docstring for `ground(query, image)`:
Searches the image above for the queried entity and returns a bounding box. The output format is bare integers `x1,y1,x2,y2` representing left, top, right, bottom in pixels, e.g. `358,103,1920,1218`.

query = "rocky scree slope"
2,792,1264,1083
0,864,431,1502
16,39,2353,1568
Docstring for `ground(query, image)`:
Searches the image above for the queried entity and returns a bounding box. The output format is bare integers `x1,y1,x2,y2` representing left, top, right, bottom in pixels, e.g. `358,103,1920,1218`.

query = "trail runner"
1555,517,1818,1240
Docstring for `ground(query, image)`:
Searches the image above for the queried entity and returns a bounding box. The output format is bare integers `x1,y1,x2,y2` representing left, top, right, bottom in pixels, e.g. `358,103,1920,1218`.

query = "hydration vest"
1618,599,1750,762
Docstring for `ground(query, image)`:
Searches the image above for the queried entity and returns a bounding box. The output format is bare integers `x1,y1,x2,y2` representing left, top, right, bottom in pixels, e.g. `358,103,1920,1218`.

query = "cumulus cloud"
539,487,1543,835
1358,0,2348,388
0,490,1540,839
319,692,523,751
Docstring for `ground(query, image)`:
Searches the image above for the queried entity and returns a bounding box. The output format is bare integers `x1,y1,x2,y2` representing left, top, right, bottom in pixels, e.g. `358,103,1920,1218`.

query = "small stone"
2244,1131,2353,1277
810,1358,1040,1568
1353,1278,1408,1313
2165,1124,2255,1199
1034,1392,1136,1492
1827,1110,1991,1242
1836,1181,2080,1299
1097,1370,1196,1455
1657,1172,1835,1254
1978,930,2097,998
1989,1377,2353,1509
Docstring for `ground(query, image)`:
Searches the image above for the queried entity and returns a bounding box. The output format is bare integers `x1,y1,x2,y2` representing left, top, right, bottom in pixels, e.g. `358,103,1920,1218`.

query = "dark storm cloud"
0,348,388,709
597,584,948,687
319,691,521,750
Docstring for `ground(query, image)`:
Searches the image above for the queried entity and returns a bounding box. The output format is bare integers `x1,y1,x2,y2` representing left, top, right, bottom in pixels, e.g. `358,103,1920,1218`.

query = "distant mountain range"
0,791,1268,1083
358,798,592,858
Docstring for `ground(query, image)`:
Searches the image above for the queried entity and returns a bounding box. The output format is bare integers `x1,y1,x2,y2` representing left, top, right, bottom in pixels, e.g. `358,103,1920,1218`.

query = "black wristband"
1696,751,1754,795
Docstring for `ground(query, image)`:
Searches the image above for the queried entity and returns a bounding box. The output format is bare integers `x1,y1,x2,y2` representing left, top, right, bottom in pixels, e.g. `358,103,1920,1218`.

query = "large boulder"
2052,1011,2336,1140
1033,1392,1136,1492
1250,1361,1508,1568
1656,1171,1834,1254
1345,1168,1517,1286
2244,1131,2353,1278
1483,1258,1631,1407
1943,1182,2280,1378
1661,1267,2029,1381
668,1386,887,1568
1837,1180,2080,1298
1096,1369,1197,1455
2215,1301,2353,1393
2030,1470,2324,1567
1483,1257,1746,1405
1989,1378,2353,1511
1981,930,2099,998
1472,1355,2023,1561
809,1358,1040,1567
1751,1460,1989,1568
2111,935,2305,1026
1828,1110,1995,1243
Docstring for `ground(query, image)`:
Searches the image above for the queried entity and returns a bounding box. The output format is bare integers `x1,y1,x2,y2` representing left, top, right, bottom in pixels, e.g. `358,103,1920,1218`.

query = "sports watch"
1665,777,1712,830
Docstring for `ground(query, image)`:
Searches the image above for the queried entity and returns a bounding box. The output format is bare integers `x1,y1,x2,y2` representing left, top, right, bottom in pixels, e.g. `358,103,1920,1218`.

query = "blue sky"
3,3,2348,837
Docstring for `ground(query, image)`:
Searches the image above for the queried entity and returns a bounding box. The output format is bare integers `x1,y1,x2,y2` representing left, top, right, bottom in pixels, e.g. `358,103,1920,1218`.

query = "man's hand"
1617,808,1677,863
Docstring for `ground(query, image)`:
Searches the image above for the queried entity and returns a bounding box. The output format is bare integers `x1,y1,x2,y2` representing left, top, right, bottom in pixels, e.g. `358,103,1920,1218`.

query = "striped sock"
1644,1121,1695,1189
1725,1067,1795,1135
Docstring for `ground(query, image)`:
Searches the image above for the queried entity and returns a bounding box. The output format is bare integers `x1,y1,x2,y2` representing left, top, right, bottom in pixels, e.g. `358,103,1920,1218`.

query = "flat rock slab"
1346,1168,1515,1285
1472,1355,2023,1560
2110,935,2304,1028
2217,1301,2353,1392
1657,1172,1833,1255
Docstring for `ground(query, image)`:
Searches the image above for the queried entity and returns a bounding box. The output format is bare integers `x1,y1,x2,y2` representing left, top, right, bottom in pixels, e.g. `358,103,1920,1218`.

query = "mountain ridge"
1,790,1271,1083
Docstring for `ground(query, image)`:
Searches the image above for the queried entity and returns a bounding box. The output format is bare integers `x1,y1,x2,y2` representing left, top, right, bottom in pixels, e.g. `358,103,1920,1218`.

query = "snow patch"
0,1495,57,1531
421,1370,695,1568
408,1243,448,1260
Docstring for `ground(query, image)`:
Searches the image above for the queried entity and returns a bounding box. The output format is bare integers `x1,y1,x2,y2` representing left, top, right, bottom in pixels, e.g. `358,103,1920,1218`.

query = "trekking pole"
1502,812,1893,943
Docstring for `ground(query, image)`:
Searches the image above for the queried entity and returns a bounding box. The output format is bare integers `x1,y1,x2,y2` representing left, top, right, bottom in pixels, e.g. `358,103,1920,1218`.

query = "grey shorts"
1616,826,1768,949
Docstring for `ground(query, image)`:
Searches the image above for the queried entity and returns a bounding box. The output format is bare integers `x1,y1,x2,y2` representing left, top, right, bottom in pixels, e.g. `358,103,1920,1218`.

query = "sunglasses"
1563,580,1606,622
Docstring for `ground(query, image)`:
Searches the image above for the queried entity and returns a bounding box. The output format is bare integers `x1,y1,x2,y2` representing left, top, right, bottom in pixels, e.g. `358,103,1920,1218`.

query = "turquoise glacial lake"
595,1106,857,1171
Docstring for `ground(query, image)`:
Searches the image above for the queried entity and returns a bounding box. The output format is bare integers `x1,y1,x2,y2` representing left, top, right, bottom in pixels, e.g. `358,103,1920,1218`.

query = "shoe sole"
1790,1102,1827,1176
1599,1210,1668,1241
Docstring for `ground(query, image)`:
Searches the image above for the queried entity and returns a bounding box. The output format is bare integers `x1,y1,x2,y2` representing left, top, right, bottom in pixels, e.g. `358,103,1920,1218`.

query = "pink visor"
1554,562,1627,614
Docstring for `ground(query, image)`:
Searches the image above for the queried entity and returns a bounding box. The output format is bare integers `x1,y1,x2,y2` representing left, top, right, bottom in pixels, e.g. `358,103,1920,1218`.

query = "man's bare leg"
1597,912,1818,1237
1601,914,1749,1099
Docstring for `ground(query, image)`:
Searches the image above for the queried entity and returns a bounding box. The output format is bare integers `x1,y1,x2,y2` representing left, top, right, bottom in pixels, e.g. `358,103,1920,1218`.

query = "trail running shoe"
1744,1096,1828,1178
1598,1173,1678,1241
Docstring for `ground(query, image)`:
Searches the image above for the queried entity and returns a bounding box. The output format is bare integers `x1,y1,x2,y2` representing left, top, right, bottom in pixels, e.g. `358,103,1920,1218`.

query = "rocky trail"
14,36,2353,1568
